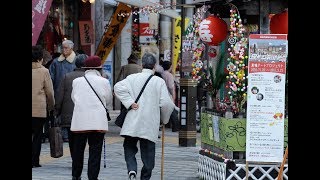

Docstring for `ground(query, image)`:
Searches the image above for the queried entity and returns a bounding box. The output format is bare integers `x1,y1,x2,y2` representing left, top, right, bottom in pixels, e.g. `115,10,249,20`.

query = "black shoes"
32,164,42,168
72,177,81,180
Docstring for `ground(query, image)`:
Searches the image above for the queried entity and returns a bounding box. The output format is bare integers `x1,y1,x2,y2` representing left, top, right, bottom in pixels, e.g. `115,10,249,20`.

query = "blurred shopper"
161,61,180,132
32,45,55,168
114,53,175,180
49,40,77,142
116,53,142,111
70,56,113,180
55,54,88,160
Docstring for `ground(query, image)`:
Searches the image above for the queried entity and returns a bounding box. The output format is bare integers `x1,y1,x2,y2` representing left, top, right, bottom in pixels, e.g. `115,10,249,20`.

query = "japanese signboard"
172,17,189,74
96,2,131,64
32,0,53,45
79,21,94,45
139,13,157,43
246,34,287,162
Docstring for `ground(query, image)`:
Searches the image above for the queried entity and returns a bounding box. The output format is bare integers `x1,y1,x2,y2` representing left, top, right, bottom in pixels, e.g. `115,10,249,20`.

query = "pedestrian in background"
32,45,55,168
49,39,77,142
161,61,180,132
116,53,142,111
116,53,142,83
55,54,88,160
114,53,175,180
70,56,113,180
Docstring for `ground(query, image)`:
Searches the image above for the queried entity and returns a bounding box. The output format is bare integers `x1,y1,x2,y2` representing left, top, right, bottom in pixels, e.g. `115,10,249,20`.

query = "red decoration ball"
199,15,228,45
270,10,288,34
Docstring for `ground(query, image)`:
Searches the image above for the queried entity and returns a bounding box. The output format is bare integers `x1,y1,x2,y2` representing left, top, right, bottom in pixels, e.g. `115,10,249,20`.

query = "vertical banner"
172,18,189,75
32,0,53,45
246,34,288,162
79,21,94,45
96,2,131,64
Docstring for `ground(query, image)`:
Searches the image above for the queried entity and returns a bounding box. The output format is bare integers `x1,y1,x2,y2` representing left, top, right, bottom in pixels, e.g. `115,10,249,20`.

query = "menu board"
246,34,287,162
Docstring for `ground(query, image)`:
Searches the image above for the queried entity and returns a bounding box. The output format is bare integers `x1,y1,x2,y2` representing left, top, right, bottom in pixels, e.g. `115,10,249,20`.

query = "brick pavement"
32,110,201,180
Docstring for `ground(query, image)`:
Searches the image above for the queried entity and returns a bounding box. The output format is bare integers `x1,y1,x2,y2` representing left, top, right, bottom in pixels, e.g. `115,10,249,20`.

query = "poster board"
246,34,287,162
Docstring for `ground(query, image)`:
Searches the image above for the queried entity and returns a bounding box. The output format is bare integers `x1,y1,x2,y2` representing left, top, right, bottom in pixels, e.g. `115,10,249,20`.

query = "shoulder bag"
84,75,111,121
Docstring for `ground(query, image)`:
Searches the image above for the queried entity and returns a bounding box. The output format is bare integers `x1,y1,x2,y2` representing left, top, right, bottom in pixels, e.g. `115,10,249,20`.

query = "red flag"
32,0,53,46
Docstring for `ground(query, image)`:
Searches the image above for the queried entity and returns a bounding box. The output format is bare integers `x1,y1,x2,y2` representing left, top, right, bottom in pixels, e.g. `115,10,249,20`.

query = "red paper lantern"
270,10,288,34
199,15,228,46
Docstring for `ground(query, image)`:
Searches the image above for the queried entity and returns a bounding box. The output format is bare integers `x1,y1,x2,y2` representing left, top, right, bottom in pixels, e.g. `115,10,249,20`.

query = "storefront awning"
114,0,180,19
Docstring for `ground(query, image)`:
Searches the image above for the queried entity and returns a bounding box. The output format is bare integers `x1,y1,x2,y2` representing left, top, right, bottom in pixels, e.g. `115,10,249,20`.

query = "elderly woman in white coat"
70,56,112,180
114,53,175,180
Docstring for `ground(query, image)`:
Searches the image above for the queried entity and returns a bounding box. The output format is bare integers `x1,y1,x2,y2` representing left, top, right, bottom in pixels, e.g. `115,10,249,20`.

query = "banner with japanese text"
79,21,94,45
32,0,53,45
96,2,131,64
172,17,189,75
246,34,287,162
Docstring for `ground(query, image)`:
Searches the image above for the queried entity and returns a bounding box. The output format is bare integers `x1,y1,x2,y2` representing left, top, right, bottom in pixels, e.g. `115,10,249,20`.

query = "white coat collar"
57,51,76,63
142,69,155,74
85,69,102,77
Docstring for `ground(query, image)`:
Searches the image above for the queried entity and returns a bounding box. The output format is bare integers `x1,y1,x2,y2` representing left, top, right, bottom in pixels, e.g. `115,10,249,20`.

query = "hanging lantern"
199,15,228,45
270,10,288,34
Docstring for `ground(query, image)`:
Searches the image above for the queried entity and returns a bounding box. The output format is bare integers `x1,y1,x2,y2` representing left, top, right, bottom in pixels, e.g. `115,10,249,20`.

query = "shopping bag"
49,116,63,158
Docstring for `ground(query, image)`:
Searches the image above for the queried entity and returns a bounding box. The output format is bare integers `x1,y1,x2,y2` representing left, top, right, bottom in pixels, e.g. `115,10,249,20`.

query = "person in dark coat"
55,54,88,157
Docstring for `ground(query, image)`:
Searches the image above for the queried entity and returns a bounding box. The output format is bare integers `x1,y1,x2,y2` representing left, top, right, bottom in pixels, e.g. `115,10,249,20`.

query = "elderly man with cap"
55,53,88,159
116,53,142,83
70,55,112,180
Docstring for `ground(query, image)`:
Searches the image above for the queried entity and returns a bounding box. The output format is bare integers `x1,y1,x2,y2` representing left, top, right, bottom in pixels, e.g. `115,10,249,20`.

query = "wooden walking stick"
277,146,288,180
161,125,165,180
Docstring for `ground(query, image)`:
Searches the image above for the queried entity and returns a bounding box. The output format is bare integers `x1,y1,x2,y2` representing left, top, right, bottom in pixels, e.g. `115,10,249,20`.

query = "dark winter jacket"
55,68,85,127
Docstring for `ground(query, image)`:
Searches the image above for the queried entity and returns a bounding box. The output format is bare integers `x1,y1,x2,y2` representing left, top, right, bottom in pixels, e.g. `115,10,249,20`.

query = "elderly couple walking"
71,53,176,180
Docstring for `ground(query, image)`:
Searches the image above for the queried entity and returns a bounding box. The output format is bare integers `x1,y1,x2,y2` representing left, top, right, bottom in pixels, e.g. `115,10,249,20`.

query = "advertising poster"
246,34,287,162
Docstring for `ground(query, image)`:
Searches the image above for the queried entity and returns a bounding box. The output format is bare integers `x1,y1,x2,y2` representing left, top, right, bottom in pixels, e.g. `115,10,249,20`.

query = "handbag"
49,115,63,158
84,76,111,121
115,75,153,128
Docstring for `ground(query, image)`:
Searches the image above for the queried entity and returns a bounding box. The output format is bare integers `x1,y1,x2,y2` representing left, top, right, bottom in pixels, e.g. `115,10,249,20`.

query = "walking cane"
161,125,165,180
103,137,106,168
277,146,288,180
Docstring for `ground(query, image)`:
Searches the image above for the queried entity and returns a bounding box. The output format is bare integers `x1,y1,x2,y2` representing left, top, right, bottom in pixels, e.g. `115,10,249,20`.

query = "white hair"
62,40,74,49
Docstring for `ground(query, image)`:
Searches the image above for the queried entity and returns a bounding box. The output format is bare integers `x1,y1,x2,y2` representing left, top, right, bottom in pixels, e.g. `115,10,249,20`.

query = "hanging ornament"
228,37,237,45
227,62,236,72
198,15,228,45
208,46,217,58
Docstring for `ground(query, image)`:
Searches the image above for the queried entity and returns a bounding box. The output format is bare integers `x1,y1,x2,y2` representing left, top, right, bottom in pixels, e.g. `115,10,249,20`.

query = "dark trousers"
123,136,155,180
32,117,46,165
67,128,74,160
72,132,105,180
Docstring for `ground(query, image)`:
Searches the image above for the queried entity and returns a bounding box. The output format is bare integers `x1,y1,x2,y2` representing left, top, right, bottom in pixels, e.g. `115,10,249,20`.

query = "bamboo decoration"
277,146,288,180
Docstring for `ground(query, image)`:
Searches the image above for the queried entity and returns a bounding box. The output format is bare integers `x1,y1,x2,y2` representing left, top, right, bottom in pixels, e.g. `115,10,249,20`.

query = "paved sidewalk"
32,110,201,180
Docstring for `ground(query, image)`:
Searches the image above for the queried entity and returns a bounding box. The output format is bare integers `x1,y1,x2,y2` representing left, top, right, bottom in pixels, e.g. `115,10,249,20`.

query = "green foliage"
207,52,228,101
